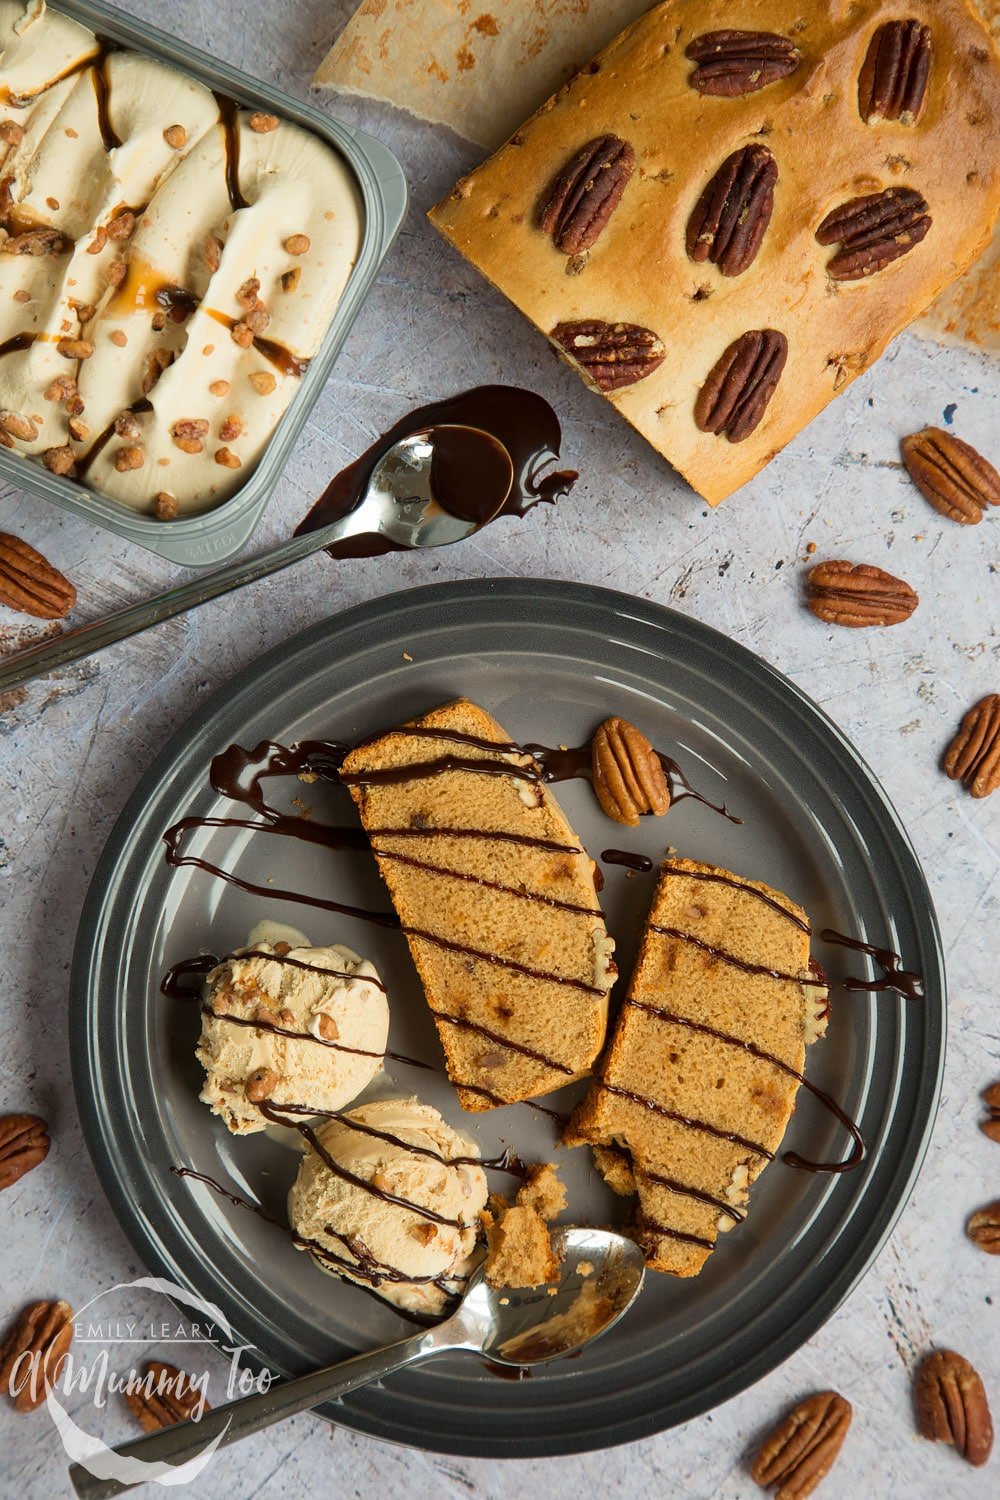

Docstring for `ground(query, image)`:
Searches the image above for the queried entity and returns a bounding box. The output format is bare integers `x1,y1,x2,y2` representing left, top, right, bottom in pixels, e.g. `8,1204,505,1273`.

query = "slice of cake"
340,699,616,1109
565,858,828,1275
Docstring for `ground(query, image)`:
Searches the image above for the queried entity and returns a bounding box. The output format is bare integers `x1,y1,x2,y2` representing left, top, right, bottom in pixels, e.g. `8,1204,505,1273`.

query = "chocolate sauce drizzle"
623,998,866,1173
639,1214,714,1253
661,863,811,932
170,1166,464,1307
258,1102,474,1230
92,41,123,152
821,928,924,1001
0,332,39,358
260,1098,526,1178
295,386,577,560
649,925,829,987
213,92,248,213
433,1012,576,1075
161,946,428,1071
77,398,152,477
601,849,655,873
639,1166,746,1224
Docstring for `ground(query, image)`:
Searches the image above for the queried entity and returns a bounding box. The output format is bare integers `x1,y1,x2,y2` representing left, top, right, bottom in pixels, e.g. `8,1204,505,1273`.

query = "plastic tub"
0,0,407,566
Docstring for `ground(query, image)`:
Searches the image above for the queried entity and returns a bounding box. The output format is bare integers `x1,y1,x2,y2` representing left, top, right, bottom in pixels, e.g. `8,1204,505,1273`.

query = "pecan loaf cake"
340,700,616,1109
565,858,829,1275
429,0,1000,504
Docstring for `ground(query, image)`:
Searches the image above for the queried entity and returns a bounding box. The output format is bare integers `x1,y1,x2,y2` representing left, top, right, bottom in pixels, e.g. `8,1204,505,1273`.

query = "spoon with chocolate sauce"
0,423,515,695
68,1227,644,1500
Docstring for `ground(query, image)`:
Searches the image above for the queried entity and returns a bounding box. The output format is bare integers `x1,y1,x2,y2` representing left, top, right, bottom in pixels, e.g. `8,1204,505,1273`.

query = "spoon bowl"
68,1226,644,1499
465,1226,646,1366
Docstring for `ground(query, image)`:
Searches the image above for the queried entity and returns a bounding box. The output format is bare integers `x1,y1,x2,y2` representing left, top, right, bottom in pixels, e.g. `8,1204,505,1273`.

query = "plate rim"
70,577,946,1458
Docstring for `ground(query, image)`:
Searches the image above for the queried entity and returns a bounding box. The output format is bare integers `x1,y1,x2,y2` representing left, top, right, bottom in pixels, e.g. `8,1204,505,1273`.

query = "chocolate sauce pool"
294,386,577,559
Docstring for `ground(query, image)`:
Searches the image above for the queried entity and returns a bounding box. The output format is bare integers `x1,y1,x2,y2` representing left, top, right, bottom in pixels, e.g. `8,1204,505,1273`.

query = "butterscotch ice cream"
0,1,362,514
197,939,388,1134
289,1098,488,1316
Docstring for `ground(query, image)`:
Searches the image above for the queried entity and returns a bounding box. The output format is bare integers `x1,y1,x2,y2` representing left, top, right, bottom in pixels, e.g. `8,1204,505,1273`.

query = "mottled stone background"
1,2,998,1495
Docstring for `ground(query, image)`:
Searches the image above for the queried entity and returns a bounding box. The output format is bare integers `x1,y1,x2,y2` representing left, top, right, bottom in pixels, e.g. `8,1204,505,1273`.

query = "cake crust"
430,0,1000,504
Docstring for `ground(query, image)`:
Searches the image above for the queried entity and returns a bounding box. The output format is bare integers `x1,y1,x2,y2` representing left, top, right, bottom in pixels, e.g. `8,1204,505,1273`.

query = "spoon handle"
67,1322,462,1500
0,520,349,696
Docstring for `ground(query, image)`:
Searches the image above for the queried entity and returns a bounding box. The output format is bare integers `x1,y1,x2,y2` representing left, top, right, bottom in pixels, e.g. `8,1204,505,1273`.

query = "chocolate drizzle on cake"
661,863,811,931
649,925,829,985
623,998,866,1173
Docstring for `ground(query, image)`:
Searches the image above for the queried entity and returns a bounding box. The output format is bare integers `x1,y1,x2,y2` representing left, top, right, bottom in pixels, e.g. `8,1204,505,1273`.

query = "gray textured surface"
1,1,998,1495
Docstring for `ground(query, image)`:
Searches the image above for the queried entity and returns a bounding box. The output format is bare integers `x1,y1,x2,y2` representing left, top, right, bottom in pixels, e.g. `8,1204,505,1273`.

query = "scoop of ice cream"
197,939,388,1135
288,1098,488,1317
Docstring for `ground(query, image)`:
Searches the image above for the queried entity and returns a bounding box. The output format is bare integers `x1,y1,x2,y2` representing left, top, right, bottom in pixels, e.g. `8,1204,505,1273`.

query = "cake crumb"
484,1163,565,1290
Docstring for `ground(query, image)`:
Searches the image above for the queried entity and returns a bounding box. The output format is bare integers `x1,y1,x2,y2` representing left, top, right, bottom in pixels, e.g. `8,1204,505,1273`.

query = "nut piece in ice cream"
197,935,389,1134
288,1097,488,1317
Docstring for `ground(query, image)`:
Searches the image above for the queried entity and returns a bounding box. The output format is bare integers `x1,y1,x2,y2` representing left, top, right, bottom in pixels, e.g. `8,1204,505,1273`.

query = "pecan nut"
901,427,1000,525
982,1081,1000,1142
685,30,801,96
592,717,670,827
816,187,930,280
245,1066,279,1103
807,560,918,627
538,135,636,255
125,1360,210,1430
858,20,932,125
686,145,777,276
915,1349,993,1467
0,1300,73,1412
551,320,665,392
695,329,787,442
0,1114,50,1190
751,1391,852,1498
967,1201,1000,1255
943,694,1000,799
0,533,76,619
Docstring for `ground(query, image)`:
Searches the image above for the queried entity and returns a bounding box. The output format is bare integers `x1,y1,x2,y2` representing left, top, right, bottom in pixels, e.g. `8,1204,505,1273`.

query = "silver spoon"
0,423,513,696
67,1227,644,1500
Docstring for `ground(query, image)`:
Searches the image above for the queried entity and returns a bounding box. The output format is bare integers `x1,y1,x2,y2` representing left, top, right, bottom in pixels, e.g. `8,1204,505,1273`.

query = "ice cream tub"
0,0,407,566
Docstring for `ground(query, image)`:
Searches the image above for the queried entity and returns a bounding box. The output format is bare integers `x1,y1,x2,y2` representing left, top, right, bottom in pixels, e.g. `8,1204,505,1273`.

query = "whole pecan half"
943,694,1000,799
685,30,801,96
0,1114,50,1190
686,145,777,276
858,19,932,125
816,187,930,280
125,1360,211,1430
0,1300,73,1412
915,1349,993,1467
592,717,670,827
695,329,787,442
901,427,1000,524
0,533,76,619
982,1081,1000,1142
551,320,665,392
751,1390,852,1498
967,1201,1000,1255
538,135,635,255
807,560,918,627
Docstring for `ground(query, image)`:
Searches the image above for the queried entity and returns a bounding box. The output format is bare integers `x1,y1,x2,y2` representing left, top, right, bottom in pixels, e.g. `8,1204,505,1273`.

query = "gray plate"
70,579,945,1458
